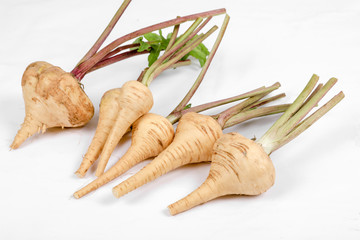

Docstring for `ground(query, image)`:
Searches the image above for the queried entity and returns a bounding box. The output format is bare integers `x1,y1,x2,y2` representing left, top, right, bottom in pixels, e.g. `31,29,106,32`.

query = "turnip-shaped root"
168,132,275,215
10,61,94,149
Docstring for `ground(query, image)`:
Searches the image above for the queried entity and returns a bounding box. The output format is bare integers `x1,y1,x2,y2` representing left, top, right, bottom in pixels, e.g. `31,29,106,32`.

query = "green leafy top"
132,30,210,67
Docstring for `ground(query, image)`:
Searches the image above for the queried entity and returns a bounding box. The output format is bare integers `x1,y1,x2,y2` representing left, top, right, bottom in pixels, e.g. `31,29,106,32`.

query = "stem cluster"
257,74,344,154
70,1,226,81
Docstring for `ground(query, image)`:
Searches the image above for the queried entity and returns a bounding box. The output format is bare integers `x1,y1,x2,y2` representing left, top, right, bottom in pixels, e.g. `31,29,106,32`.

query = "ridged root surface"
75,88,123,177
112,112,223,198
11,61,94,149
168,132,275,215
73,113,174,198
95,80,153,176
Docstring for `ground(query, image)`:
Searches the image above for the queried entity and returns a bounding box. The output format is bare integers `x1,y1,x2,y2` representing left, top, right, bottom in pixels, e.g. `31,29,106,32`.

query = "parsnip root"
11,61,94,149
74,113,174,198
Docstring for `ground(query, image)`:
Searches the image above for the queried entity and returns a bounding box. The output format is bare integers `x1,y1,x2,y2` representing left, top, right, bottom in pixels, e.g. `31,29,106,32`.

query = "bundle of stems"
10,0,227,149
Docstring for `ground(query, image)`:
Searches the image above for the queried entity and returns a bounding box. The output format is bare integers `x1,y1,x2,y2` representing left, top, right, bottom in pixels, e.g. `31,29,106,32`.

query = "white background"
1,0,359,239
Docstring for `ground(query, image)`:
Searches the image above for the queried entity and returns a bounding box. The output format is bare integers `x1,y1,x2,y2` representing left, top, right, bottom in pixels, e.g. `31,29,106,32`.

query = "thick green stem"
270,91,344,153
258,74,319,145
257,75,344,155
277,78,337,137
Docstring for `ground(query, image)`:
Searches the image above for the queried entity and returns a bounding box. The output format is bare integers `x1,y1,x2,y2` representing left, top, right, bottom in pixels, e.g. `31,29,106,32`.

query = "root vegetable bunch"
74,83,288,198
9,0,345,217
75,13,229,178
168,75,344,215
73,15,290,198
11,0,226,149
110,83,284,198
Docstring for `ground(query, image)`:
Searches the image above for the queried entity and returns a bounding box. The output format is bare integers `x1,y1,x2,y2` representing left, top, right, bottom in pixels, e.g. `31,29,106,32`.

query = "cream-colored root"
75,156,137,198
95,81,153,176
74,113,174,198
10,114,42,149
112,154,173,198
168,176,222,215
11,61,94,149
75,89,122,177
112,112,223,198
168,132,276,215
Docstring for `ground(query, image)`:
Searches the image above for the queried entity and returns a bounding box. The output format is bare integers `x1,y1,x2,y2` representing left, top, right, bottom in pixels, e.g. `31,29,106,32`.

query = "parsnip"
168,75,344,215
11,62,94,149
111,83,282,198
79,15,226,177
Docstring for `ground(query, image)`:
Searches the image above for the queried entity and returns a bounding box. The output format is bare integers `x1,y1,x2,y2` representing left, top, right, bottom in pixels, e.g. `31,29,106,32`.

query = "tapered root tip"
10,132,30,150
10,115,42,149
168,203,183,216
167,197,203,216
73,192,80,199
95,169,104,178
10,141,20,150
112,188,121,198
74,170,85,178
167,179,221,215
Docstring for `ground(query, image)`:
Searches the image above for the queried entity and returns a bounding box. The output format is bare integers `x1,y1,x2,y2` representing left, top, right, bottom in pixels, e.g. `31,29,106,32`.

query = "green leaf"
189,43,210,67
159,29,165,41
181,53,190,61
183,103,192,110
148,45,161,67
131,37,143,50
132,37,151,52
138,41,151,52
198,42,210,55
160,38,170,51
144,32,162,42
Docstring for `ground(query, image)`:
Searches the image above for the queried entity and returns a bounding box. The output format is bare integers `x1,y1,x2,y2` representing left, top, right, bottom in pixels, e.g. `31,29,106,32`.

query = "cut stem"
143,26,219,86
277,78,337,137
258,74,319,145
166,86,266,124
224,104,290,129
271,92,344,152
75,0,132,66
171,14,230,113
244,93,286,111
215,82,280,128
257,75,344,155
71,8,226,80
141,17,207,84
165,23,180,51
88,50,149,73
